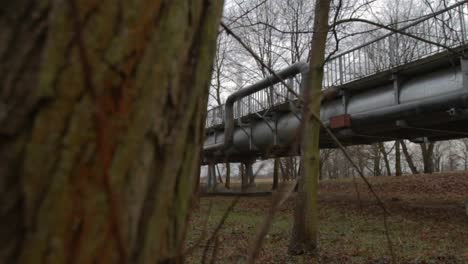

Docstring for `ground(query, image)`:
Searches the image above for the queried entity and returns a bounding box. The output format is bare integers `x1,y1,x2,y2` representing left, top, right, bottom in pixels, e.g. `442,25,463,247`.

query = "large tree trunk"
0,1,223,263
289,0,330,255
401,141,419,175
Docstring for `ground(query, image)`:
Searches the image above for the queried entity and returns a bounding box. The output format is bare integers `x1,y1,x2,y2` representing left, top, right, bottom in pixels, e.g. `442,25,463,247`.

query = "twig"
221,21,301,99
332,17,460,56
224,0,270,28
323,0,343,65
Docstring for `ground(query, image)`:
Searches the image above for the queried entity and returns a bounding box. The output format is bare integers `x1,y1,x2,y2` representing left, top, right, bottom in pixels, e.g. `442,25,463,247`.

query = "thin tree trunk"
0,1,224,263
247,161,255,186
373,144,382,176
289,0,330,255
420,142,435,174
216,164,224,184
295,158,301,179
279,159,287,181
379,143,392,176
272,158,279,190
225,162,231,189
395,140,402,176
401,141,419,174
241,163,249,191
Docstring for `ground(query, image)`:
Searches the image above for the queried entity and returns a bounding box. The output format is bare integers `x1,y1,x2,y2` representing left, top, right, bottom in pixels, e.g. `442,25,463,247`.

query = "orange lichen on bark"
10,0,224,263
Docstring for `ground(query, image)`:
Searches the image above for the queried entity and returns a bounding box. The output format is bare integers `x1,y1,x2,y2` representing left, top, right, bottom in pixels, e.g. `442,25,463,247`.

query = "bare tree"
420,142,435,173
395,140,403,176
379,143,393,176
289,0,331,255
401,140,419,174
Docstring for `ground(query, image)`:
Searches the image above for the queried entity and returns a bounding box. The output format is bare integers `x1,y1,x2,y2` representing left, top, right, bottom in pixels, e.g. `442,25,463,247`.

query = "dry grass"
187,173,468,263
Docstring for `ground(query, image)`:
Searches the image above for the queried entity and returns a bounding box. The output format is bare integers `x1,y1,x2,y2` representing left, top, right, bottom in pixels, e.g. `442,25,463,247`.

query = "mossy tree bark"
0,0,223,263
288,0,330,255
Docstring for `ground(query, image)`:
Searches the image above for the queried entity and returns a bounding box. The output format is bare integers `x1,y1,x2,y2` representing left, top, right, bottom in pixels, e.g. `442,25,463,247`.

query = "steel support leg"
212,164,218,190
207,163,213,191
207,162,216,192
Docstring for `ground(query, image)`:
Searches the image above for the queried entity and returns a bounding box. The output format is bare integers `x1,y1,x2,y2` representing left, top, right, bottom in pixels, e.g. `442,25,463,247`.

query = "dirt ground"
186,172,468,263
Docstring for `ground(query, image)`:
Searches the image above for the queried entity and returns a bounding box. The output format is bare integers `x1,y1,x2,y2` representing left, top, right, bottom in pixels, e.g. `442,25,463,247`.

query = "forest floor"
186,172,468,263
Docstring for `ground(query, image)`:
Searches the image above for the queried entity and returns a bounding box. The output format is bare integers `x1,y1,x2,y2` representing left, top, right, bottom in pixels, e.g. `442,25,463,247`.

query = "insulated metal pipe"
223,62,309,148
204,58,468,158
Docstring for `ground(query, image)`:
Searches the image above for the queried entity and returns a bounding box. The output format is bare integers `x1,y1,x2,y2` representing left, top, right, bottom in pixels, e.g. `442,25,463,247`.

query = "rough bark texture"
0,0,223,263
289,0,330,255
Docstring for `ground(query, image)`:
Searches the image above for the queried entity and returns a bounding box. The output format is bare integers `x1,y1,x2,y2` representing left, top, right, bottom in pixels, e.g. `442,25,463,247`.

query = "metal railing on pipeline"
324,1,468,87
205,1,468,129
233,75,301,119
205,75,302,128
205,105,224,128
